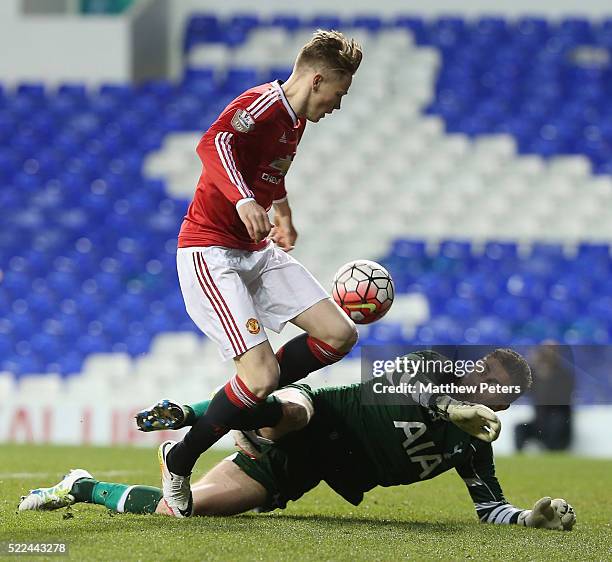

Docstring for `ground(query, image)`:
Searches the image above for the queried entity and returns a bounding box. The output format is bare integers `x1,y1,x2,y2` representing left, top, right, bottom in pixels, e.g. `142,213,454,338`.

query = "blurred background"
1,0,611,455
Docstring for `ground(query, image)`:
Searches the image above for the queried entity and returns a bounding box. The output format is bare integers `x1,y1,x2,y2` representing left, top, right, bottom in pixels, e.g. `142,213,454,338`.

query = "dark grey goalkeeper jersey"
235,350,526,523
309,381,524,524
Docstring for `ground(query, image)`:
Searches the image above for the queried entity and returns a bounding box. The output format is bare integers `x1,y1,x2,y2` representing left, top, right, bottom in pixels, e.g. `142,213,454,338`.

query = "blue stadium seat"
3,355,43,377
269,15,302,32
264,67,293,83
492,296,534,325
438,239,473,260
16,83,46,99
308,15,343,30
54,352,84,375
99,83,135,100
472,316,512,344
223,68,260,93
366,322,406,344
506,273,547,301
564,317,609,344
456,273,500,301
57,82,88,98
444,297,482,322
420,16,612,171
483,241,518,261
2,14,612,386
577,243,610,260
390,239,427,259
540,298,578,324
393,16,426,42
518,317,563,341
229,14,261,32
549,274,593,303
419,316,464,344
124,332,152,355
0,334,13,357
587,297,612,326
351,16,384,32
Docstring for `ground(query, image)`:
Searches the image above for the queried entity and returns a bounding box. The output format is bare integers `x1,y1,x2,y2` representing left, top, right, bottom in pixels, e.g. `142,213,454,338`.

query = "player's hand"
446,403,501,442
268,217,297,252
237,200,273,243
518,497,576,531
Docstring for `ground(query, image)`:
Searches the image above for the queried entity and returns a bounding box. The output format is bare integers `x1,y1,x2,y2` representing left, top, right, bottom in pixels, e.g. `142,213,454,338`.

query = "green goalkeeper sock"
184,400,210,425
185,395,280,427
71,478,162,514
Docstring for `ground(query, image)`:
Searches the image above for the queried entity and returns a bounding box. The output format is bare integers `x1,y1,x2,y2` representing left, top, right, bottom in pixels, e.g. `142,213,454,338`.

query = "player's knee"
246,360,280,398
344,322,359,350
329,320,359,353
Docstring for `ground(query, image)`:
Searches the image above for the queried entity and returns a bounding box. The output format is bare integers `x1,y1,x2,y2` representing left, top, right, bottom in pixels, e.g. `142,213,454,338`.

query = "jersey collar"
272,80,298,126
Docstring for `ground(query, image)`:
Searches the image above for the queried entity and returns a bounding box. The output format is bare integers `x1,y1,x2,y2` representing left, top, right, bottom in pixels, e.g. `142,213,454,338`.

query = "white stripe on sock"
116,486,135,513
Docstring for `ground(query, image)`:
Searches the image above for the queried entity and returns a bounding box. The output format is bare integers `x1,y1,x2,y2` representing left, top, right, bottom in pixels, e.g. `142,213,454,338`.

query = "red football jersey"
178,80,307,251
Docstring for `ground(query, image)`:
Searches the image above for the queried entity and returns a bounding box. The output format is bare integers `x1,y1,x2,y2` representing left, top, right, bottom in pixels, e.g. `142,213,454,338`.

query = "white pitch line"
0,470,146,480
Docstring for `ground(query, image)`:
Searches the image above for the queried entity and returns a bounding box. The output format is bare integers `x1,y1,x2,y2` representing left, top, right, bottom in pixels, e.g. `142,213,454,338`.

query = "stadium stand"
2,13,612,409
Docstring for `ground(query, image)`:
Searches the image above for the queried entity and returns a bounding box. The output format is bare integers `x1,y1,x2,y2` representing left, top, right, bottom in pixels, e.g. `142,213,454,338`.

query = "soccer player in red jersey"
153,31,363,516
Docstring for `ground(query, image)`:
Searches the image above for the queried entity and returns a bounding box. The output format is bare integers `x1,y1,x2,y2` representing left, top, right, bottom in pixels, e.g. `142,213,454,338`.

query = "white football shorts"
176,242,329,360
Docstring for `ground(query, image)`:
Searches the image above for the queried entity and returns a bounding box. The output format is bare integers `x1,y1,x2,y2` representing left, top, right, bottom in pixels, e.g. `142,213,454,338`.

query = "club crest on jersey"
246,318,260,334
231,109,255,133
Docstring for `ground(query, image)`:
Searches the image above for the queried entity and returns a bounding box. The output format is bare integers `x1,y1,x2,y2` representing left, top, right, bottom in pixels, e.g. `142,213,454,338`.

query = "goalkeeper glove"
518,497,576,531
433,397,501,442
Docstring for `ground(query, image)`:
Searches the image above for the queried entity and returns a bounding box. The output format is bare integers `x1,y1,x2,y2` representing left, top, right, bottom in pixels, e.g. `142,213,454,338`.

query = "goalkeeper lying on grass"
19,348,575,531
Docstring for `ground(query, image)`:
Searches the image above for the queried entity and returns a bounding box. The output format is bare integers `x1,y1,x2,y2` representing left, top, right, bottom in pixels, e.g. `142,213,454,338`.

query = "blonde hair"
296,30,362,76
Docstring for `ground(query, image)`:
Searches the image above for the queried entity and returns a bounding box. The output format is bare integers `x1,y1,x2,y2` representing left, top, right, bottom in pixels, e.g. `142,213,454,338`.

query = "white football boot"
158,440,193,518
18,469,92,512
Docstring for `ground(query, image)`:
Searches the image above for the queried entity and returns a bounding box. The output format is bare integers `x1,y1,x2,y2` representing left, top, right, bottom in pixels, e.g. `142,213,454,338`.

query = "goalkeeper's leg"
20,462,267,517
70,463,266,517
185,457,267,516
18,471,163,515
71,479,163,514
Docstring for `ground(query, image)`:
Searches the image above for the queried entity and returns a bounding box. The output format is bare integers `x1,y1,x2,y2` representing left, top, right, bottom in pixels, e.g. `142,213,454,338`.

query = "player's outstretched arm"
435,397,501,443
471,496,576,531
455,441,576,531
399,359,501,442
516,497,576,530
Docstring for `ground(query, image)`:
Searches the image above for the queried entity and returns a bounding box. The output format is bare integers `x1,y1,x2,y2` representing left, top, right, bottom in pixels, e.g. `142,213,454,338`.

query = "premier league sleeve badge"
231,109,256,133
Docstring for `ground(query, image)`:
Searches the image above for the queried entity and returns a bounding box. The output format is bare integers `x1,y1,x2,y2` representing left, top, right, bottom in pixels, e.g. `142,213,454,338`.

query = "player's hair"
489,348,533,401
296,30,363,76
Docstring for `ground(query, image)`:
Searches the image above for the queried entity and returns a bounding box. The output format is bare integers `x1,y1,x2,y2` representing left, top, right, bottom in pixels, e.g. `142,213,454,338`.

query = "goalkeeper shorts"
231,384,370,510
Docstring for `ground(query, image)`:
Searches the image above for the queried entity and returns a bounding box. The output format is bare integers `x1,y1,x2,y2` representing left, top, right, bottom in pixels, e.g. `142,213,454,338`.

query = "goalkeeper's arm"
456,441,576,530
432,396,501,443
398,351,501,442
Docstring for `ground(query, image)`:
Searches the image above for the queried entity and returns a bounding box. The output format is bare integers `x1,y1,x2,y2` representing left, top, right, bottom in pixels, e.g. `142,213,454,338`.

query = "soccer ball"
332,260,394,324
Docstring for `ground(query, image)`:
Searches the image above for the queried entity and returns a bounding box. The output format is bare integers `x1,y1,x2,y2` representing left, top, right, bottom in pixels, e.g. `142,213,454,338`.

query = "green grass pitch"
1,445,610,561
